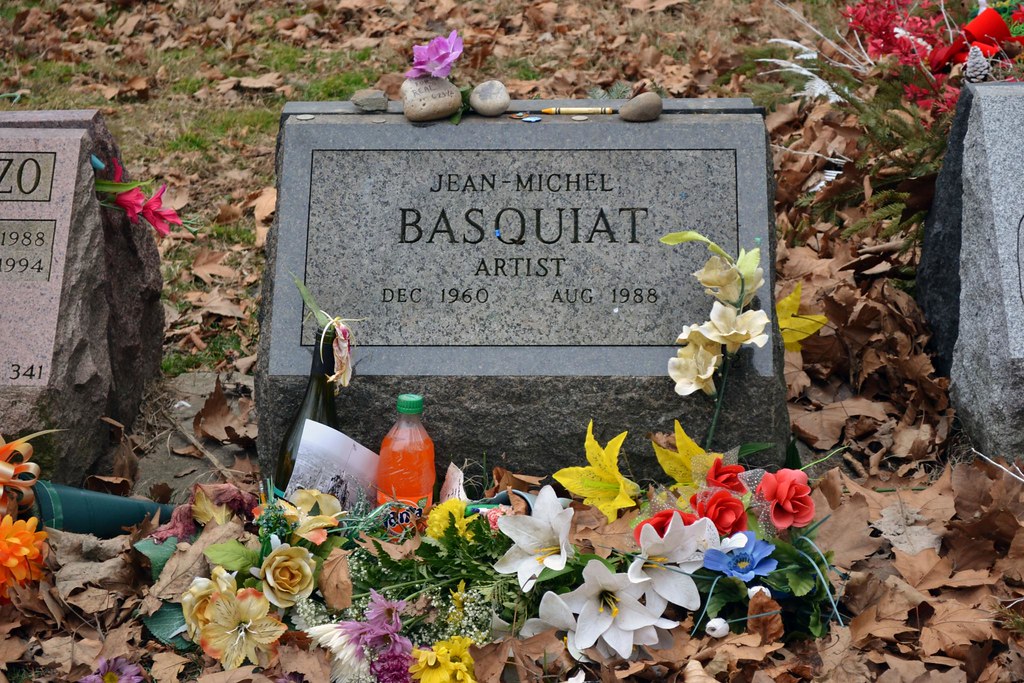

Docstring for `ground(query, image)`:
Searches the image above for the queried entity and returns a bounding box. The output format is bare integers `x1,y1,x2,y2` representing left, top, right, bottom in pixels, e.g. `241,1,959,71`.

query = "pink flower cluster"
111,159,183,236
843,0,943,65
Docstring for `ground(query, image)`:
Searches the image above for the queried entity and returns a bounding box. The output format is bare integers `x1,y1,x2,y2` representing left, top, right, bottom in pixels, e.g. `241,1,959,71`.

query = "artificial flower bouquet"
141,416,839,682
92,155,190,236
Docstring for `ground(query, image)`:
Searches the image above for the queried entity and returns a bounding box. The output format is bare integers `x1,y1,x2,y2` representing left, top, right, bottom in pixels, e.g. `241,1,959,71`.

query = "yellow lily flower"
554,421,640,523
652,420,721,496
776,282,828,351
199,588,286,669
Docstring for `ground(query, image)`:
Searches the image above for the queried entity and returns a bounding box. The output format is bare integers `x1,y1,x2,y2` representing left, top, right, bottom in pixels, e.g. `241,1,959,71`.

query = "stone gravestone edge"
257,99,789,483
0,111,163,482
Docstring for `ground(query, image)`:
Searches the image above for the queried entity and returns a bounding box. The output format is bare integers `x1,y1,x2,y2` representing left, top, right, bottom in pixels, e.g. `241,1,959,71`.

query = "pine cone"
964,45,991,84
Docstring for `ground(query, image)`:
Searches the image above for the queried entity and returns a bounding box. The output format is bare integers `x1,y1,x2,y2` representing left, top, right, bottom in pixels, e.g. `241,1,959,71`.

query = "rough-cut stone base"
0,111,163,482
257,353,790,484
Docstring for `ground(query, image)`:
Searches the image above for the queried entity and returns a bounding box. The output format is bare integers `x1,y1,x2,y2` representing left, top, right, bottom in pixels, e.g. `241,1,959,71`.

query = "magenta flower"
109,159,145,222
370,648,413,683
405,30,463,79
78,657,144,683
141,184,183,236
364,589,405,634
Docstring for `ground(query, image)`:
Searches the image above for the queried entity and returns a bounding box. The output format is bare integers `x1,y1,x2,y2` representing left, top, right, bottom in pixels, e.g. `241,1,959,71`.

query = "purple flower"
405,30,463,79
370,648,413,683
703,531,778,583
364,589,405,634
78,657,144,683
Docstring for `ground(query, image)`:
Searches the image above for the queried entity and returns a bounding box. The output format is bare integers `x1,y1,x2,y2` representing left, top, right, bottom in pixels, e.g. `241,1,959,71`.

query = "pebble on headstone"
258,98,789,480
351,88,389,112
401,77,463,122
0,111,163,484
469,80,510,117
619,92,663,122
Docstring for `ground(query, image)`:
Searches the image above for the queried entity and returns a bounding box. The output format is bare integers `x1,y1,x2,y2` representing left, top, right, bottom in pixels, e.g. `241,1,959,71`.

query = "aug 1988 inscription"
303,148,739,347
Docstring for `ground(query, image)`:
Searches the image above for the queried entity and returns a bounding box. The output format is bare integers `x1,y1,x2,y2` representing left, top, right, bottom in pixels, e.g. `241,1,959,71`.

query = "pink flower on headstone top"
110,158,146,222
405,30,463,79
141,184,183,236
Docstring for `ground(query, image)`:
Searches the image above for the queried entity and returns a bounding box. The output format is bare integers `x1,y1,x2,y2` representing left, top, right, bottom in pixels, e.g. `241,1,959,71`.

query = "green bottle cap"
396,393,424,414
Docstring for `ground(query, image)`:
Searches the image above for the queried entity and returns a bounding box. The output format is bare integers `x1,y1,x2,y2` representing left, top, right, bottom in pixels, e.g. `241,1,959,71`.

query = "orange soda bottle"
376,394,435,535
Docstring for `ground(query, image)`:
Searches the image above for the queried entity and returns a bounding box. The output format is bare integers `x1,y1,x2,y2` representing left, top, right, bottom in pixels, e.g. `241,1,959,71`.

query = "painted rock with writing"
401,77,462,122
470,80,510,117
618,92,663,122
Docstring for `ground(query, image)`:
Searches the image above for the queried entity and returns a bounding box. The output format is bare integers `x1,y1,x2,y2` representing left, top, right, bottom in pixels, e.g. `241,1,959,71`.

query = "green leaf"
204,540,260,572
786,569,816,597
291,274,333,329
94,179,149,194
142,603,193,650
705,576,746,618
784,437,802,469
737,442,775,461
134,537,178,582
659,230,732,261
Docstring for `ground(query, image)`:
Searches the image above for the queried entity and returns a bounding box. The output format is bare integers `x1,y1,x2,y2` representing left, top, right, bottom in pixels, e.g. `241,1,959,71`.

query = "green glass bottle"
273,327,338,494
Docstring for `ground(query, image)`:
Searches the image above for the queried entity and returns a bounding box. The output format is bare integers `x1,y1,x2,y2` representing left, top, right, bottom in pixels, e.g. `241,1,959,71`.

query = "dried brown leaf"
319,549,353,611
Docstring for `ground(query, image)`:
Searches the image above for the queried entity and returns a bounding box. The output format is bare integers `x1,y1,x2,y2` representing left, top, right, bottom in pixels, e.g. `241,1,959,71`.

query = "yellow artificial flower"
652,420,721,496
668,337,722,397
199,588,286,670
696,301,770,354
279,489,341,545
776,282,828,351
181,566,237,641
192,487,232,526
426,499,478,541
693,252,764,307
258,543,317,608
410,636,477,683
554,421,640,523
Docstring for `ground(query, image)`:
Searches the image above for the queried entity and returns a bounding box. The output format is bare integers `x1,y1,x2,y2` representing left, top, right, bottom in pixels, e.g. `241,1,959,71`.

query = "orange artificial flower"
0,515,47,600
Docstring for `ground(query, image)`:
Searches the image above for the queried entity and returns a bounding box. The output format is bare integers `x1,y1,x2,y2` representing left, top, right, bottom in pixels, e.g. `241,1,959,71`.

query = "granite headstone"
0,111,163,482
257,99,789,481
920,83,1024,459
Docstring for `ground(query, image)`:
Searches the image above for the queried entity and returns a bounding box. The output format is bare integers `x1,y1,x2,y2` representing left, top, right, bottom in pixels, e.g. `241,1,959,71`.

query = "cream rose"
669,340,722,396
697,301,770,354
259,544,316,608
181,566,237,641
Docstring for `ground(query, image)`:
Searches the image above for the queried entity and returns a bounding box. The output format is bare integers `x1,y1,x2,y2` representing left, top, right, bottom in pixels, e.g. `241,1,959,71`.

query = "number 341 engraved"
9,363,44,381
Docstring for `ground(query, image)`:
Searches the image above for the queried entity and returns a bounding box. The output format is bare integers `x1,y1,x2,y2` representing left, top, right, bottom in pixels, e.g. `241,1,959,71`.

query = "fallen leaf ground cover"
3,0,1020,680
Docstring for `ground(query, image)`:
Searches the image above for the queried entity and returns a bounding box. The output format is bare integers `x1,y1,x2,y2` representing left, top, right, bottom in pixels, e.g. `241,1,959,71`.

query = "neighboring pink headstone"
0,111,163,484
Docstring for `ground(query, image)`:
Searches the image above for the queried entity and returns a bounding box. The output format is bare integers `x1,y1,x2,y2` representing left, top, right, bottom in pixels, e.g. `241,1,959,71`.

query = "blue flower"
703,531,777,582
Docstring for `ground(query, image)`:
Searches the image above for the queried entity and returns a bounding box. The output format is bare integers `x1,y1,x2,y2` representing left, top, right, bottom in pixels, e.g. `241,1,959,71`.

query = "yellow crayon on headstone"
539,107,615,115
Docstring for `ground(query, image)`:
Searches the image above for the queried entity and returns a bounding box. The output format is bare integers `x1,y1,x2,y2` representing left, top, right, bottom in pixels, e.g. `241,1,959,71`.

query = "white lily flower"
494,485,574,592
627,516,718,615
561,559,677,660
522,591,587,661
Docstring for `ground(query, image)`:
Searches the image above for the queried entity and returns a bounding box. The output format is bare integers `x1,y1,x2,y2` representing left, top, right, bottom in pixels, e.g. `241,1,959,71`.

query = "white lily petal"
613,595,659,630
601,623,635,659
574,598,613,650
649,567,700,610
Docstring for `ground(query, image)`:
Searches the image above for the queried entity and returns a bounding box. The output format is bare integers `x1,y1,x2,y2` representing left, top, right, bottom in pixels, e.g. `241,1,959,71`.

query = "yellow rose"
259,544,316,608
181,566,237,641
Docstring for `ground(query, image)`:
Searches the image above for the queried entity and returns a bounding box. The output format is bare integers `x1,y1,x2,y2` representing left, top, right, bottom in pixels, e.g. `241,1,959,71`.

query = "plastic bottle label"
383,498,427,536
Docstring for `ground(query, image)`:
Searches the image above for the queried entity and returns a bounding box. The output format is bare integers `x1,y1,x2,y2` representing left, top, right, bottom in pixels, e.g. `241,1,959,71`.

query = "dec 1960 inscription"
303,149,739,347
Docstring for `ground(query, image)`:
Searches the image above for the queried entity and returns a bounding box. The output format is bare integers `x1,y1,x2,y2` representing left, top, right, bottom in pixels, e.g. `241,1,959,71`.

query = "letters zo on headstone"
257,99,789,477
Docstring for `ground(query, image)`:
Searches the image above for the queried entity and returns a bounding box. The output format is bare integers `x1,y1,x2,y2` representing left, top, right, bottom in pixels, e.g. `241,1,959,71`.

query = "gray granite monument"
257,99,789,482
0,111,163,482
920,83,1024,460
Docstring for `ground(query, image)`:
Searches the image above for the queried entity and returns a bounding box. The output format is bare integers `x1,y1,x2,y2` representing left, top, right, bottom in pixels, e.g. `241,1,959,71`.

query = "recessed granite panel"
258,100,789,479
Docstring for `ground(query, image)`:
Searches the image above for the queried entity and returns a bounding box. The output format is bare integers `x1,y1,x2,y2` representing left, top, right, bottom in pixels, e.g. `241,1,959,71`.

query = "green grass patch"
171,76,205,95
503,58,542,81
162,330,242,377
261,43,310,73
303,69,376,101
353,47,373,62
167,131,211,152
210,221,256,245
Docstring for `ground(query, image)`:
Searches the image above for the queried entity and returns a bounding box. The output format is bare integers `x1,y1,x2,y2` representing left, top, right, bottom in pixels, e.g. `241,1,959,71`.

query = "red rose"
706,457,746,494
633,509,679,544
689,490,747,536
756,469,815,530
